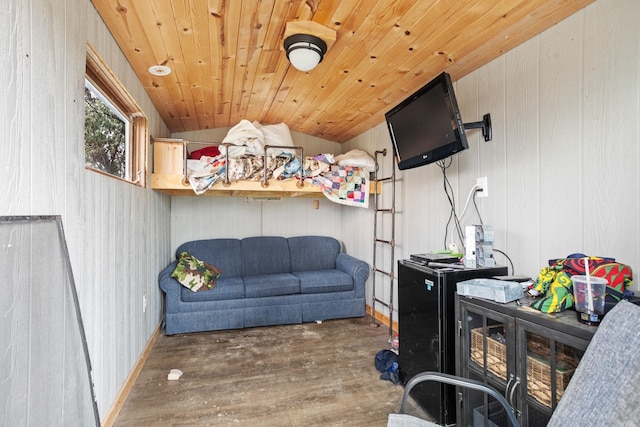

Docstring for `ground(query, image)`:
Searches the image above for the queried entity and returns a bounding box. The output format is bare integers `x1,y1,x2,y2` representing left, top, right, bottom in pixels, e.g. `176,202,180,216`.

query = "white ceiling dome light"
283,21,336,73
284,34,327,72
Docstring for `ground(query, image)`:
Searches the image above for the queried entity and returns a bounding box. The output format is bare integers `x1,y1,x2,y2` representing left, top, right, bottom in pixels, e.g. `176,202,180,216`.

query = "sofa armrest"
158,261,181,312
336,253,370,298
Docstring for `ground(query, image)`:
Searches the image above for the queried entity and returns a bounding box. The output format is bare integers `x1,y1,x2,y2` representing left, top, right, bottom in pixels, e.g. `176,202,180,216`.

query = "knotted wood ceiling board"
91,0,594,143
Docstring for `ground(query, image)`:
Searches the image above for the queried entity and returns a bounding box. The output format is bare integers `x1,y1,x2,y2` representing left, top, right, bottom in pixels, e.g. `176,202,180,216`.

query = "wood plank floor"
114,317,425,426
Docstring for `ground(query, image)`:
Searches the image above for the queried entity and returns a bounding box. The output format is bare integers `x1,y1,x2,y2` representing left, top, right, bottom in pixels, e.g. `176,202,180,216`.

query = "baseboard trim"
365,304,398,333
101,322,162,427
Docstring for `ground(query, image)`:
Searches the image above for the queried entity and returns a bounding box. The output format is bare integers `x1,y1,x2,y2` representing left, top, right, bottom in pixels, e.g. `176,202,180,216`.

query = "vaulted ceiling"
91,0,594,143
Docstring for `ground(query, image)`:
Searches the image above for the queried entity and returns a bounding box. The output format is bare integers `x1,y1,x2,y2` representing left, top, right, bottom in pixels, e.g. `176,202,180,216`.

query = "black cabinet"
455,294,596,426
397,260,507,424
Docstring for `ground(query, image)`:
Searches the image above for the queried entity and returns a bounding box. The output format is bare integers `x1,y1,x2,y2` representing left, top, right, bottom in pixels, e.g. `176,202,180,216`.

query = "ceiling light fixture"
283,21,336,73
284,34,327,72
148,65,171,76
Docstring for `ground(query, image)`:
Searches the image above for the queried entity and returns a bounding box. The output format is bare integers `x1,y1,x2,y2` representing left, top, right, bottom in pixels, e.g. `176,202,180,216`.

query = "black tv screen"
385,72,468,170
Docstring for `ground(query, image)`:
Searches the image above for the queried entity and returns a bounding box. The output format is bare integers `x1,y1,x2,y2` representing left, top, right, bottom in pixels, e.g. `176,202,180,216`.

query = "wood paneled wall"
345,0,640,319
84,5,173,420
1,0,172,420
2,0,637,421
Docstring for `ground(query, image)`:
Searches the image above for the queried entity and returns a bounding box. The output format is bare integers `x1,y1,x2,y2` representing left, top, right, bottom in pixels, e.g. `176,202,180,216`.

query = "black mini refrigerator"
397,259,507,424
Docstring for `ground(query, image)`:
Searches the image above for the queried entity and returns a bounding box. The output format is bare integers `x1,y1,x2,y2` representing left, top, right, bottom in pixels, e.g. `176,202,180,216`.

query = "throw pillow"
171,252,222,292
333,149,376,172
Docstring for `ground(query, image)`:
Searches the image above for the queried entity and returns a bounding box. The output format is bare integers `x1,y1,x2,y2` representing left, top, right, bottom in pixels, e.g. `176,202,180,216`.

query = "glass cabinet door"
456,295,596,427
458,299,516,426
515,319,588,427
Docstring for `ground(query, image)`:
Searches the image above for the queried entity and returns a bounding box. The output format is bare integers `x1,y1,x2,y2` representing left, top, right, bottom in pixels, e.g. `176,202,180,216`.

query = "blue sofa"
159,236,370,335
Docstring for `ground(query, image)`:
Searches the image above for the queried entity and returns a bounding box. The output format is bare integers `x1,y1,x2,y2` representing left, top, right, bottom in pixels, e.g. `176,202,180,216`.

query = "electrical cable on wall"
439,159,491,252
472,191,484,225
459,184,482,223
493,248,514,275
438,158,466,250
438,163,512,274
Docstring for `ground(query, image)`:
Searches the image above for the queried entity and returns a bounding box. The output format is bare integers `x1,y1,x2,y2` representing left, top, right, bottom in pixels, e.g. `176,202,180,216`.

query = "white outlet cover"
477,177,488,198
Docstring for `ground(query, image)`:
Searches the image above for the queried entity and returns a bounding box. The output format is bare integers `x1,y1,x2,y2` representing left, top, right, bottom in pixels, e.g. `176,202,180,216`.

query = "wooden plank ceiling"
91,0,594,143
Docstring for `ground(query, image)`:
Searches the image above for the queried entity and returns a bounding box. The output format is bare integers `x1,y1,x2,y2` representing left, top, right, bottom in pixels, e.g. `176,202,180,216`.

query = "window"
85,43,147,186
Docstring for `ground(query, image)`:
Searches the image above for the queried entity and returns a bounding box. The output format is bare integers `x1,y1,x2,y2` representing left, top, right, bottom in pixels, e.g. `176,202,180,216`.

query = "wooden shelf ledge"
151,173,381,198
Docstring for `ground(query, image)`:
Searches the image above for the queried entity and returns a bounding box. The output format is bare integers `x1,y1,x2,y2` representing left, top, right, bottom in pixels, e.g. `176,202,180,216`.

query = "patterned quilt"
313,166,370,209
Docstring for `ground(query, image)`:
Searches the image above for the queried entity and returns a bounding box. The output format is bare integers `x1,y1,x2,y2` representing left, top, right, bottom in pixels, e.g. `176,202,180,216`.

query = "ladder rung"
374,238,393,245
374,176,394,183
373,298,391,309
373,267,393,277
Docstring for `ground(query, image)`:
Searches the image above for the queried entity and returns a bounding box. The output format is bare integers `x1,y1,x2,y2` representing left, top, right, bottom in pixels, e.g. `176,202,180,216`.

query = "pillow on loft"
253,121,296,156
171,252,222,292
333,149,376,172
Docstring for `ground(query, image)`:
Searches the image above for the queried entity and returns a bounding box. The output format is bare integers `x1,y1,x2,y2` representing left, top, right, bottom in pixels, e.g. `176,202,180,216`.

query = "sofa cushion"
180,277,245,302
244,273,300,298
176,239,243,278
288,236,340,272
241,237,291,276
294,270,354,294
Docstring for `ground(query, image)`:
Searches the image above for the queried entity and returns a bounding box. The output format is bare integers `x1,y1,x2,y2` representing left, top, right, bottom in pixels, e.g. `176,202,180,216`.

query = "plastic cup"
571,275,607,325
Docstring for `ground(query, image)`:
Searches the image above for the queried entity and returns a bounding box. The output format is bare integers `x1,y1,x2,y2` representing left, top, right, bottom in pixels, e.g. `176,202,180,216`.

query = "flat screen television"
385,72,468,170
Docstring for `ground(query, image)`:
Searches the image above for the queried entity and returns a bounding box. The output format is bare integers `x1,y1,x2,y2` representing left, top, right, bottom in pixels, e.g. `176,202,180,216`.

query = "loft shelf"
150,138,380,198
151,173,380,198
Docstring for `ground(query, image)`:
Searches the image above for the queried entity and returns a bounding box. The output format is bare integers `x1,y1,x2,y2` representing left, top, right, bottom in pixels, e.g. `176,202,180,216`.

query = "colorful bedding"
312,165,370,209
187,154,297,195
186,153,370,208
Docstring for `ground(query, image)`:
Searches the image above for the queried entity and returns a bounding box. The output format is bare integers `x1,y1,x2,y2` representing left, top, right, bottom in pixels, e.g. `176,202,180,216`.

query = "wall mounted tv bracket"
464,113,492,141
